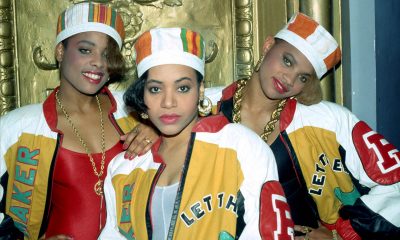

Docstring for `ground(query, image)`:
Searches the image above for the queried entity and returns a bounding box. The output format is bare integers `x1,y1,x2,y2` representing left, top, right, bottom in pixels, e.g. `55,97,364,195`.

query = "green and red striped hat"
134,27,205,77
56,2,125,49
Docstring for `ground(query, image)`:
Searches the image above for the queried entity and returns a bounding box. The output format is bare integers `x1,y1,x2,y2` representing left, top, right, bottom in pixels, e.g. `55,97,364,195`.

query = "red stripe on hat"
135,31,152,65
99,4,106,23
324,47,341,71
287,14,318,39
192,31,198,56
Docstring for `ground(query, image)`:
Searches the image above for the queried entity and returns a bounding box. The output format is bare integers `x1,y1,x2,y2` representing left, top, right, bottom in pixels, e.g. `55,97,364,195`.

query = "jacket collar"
43,86,116,132
280,97,297,131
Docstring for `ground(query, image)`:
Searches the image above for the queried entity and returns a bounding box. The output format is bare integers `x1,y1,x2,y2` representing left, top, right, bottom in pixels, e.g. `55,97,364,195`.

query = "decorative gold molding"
0,0,15,115
30,0,219,90
234,0,254,80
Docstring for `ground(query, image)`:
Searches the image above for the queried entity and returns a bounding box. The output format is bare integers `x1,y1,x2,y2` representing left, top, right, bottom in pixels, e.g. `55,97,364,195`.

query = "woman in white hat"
99,27,294,240
0,2,156,239
218,12,400,240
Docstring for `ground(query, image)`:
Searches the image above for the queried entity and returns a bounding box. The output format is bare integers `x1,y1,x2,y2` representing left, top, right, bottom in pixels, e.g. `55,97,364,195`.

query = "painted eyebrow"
302,72,313,78
284,52,313,77
77,40,96,46
284,51,297,65
146,77,193,84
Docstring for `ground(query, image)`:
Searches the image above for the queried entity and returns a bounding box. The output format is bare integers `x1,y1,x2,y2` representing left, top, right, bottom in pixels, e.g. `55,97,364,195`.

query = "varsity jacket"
0,87,138,239
218,82,400,240
100,115,294,240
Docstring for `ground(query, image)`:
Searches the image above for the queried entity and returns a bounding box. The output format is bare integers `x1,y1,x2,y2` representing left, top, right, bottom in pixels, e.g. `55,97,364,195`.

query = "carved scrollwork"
132,0,182,8
205,40,218,63
235,0,254,79
71,0,182,8
0,0,16,115
71,0,112,4
33,46,58,70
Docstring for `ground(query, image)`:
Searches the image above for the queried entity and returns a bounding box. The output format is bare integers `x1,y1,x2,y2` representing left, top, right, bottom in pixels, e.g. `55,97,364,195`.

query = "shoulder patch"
260,181,294,239
352,121,400,184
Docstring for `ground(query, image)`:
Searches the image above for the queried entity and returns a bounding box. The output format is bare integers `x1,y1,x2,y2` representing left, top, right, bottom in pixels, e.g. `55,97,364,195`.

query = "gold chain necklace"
232,78,288,143
55,90,105,196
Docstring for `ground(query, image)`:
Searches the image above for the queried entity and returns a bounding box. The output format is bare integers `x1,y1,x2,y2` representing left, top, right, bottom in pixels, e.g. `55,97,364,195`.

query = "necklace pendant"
94,179,104,196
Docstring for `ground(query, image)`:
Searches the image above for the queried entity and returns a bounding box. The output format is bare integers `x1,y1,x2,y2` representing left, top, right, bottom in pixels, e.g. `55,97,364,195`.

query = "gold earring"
140,112,149,119
254,54,265,72
198,96,212,117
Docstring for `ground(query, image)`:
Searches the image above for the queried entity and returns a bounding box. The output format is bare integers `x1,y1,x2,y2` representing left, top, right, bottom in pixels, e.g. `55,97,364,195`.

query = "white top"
151,182,180,240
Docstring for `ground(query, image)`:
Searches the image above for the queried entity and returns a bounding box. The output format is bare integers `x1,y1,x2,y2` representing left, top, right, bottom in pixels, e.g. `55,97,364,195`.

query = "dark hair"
124,69,203,114
106,36,127,84
61,35,127,84
124,71,148,114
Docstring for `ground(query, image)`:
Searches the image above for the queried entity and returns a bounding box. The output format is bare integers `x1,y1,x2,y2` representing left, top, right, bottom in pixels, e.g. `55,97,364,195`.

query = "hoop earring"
198,96,212,117
254,54,265,72
140,112,149,119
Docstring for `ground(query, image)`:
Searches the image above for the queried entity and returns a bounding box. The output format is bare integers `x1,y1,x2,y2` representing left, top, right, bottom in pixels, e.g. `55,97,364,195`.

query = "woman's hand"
294,223,342,240
121,123,159,159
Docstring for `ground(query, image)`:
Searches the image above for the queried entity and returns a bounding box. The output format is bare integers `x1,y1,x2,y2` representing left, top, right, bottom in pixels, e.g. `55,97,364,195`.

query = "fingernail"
124,152,129,159
122,144,128,150
129,154,136,160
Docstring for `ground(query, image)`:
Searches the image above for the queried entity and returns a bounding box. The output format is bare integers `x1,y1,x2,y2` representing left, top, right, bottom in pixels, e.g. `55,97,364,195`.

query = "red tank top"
45,141,123,239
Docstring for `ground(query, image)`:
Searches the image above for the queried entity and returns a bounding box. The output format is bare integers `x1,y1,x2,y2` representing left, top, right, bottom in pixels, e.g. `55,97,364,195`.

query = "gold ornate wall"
0,0,15,115
0,0,341,116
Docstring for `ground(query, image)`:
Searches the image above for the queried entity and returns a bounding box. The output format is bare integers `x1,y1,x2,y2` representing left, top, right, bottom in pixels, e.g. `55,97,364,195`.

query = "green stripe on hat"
88,3,94,22
61,13,65,31
111,9,116,27
181,28,188,53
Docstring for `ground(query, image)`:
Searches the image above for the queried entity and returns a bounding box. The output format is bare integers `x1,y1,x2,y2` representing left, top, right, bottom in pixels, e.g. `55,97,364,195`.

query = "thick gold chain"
55,90,105,196
232,78,287,143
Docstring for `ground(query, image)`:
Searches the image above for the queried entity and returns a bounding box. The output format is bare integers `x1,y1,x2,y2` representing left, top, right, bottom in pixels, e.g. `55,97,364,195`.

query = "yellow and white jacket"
100,115,294,240
0,87,138,239
219,82,400,239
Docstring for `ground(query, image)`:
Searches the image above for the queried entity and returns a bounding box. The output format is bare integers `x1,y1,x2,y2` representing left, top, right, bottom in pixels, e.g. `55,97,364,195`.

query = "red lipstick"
82,71,104,85
160,114,180,124
273,77,288,94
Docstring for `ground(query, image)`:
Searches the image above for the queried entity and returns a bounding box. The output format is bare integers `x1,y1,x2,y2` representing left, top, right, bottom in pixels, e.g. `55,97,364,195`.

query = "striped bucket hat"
275,12,341,79
134,27,205,77
56,2,125,49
